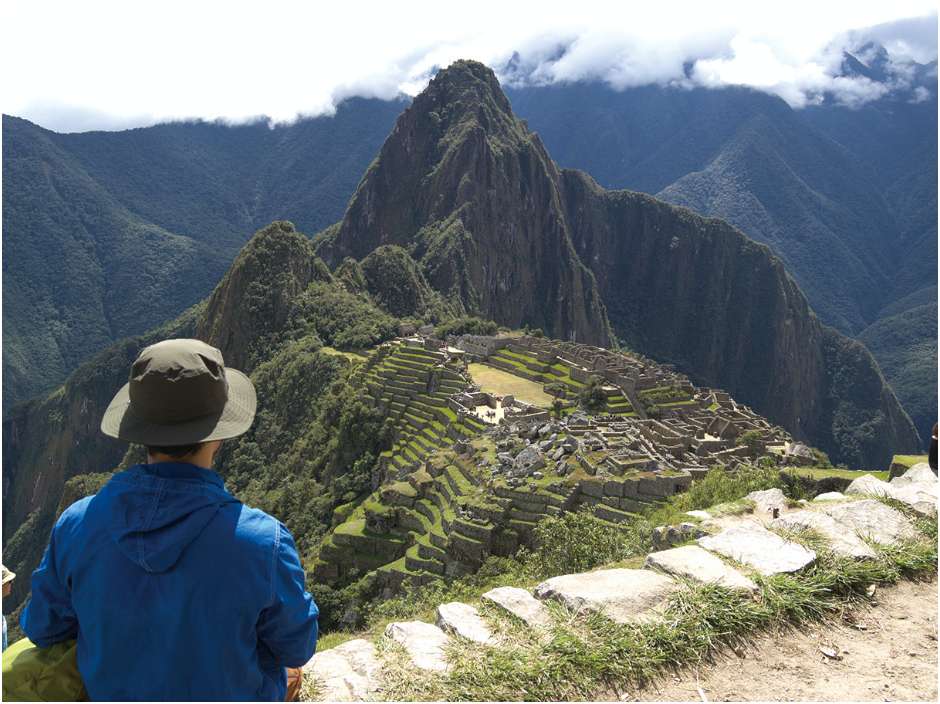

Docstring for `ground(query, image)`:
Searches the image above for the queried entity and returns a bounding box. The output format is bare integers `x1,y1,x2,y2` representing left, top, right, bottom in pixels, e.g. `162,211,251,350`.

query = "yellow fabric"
2,637,87,701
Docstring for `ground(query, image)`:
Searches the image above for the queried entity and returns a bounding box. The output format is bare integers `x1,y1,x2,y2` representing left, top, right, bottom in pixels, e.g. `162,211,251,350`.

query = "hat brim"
100,368,257,446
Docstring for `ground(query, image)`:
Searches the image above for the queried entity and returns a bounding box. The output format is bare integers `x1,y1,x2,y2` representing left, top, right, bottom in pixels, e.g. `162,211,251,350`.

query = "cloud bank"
1,0,936,132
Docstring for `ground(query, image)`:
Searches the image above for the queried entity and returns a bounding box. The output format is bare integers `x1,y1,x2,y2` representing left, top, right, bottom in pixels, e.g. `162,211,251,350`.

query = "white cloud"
0,0,935,132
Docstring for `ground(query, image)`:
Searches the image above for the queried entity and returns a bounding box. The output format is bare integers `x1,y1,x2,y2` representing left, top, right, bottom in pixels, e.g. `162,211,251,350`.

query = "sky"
1,0,936,132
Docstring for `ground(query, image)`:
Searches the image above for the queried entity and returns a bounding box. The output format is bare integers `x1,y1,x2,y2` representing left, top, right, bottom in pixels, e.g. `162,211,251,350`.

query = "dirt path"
629,579,938,702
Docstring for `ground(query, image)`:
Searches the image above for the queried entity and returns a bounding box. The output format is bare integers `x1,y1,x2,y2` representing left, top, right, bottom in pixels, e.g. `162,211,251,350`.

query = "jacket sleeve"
20,518,78,647
257,521,319,668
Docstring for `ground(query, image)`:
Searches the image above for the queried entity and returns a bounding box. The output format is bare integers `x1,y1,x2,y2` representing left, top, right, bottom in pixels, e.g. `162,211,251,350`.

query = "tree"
578,376,607,412
740,430,764,456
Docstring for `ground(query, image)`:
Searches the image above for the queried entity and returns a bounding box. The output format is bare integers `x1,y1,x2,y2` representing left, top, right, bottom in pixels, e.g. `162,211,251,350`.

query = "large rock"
514,445,545,473
481,586,553,630
898,463,938,484
784,442,816,466
384,621,450,672
302,638,381,701
533,568,677,624
746,488,787,515
846,472,937,516
844,474,892,498
821,499,919,545
698,525,816,575
887,484,938,517
436,602,494,645
644,545,757,592
770,510,876,559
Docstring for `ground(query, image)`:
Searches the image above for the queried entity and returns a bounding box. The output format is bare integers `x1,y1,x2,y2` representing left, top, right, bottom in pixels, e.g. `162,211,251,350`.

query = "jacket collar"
140,462,227,490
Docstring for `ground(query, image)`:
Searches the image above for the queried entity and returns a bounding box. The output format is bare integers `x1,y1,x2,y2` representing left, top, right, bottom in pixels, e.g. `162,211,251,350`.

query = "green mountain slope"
1,99,404,409
859,302,938,444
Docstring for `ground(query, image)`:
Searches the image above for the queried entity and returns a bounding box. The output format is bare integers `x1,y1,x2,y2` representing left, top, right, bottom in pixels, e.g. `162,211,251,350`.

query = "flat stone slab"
821,499,919,545
302,638,381,701
481,586,552,630
436,602,493,645
770,510,876,559
846,472,937,515
813,491,846,502
698,525,816,575
533,568,677,624
645,545,757,592
384,621,450,672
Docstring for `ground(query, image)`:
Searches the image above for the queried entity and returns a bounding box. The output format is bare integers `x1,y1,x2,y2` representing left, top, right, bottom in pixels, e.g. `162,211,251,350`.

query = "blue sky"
1,0,936,132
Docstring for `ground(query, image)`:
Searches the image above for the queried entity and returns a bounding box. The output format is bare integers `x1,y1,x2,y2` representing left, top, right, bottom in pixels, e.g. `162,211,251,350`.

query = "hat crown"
128,339,229,425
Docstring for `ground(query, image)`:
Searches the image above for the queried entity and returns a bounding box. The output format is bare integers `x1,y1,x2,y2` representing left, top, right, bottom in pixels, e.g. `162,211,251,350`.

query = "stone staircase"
303,465,938,700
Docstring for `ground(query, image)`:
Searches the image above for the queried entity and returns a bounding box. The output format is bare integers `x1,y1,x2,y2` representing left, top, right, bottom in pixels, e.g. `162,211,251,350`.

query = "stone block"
771,510,876,559
645,545,757,592
481,586,552,630
821,499,918,545
384,621,450,671
534,568,677,624
698,525,816,575
436,602,494,645
303,639,381,701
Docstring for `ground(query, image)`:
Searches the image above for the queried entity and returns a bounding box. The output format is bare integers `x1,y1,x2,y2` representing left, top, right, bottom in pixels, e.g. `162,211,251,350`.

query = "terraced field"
355,341,485,475
315,445,524,589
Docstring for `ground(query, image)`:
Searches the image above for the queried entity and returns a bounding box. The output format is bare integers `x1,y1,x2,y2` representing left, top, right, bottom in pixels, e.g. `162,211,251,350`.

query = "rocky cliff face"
561,171,919,465
317,61,612,346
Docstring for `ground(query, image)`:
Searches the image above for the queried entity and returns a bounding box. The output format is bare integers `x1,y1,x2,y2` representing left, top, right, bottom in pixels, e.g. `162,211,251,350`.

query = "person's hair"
146,442,206,459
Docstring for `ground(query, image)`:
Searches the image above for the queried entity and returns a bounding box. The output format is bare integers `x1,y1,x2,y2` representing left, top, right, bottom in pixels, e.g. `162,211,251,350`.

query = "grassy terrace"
467,363,554,408
322,444,502,589
892,454,929,469
364,342,477,474
782,466,890,481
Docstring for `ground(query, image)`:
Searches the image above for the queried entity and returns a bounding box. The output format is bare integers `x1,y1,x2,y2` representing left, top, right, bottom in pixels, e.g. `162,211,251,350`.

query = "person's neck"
147,454,214,469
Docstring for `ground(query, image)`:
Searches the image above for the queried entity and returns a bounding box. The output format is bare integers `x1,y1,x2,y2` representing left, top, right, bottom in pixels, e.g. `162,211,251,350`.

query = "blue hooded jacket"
20,462,319,701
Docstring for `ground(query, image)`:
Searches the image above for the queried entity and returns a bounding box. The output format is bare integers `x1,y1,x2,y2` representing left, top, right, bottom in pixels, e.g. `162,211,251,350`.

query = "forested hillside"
1,98,404,408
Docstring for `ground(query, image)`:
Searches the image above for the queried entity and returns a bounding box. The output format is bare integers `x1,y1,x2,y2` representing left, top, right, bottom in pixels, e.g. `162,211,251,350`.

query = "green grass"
892,454,928,469
468,363,554,408
783,466,889,481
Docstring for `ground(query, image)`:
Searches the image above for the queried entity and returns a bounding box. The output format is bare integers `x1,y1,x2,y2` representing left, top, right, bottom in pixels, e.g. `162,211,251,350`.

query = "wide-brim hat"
2,564,15,586
101,339,257,446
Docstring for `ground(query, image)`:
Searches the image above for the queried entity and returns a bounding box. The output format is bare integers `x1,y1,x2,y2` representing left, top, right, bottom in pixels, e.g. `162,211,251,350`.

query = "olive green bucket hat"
101,339,256,446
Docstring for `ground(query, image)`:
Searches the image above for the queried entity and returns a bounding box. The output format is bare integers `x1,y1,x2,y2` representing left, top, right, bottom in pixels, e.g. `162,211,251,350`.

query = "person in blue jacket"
20,338,319,701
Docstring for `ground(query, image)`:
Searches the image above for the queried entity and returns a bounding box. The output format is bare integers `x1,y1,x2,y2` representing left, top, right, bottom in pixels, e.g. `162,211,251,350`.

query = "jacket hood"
103,463,240,573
